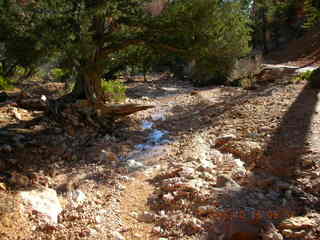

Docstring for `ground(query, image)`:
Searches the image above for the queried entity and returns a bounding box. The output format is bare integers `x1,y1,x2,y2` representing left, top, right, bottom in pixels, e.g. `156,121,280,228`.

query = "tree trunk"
59,61,104,104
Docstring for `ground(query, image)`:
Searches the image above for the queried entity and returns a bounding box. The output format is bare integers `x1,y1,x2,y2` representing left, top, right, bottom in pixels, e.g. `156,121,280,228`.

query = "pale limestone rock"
20,188,62,224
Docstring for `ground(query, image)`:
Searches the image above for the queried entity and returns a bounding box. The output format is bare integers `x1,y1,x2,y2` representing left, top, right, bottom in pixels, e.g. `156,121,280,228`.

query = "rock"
12,107,22,120
216,174,240,189
89,228,98,235
185,217,203,232
261,221,283,240
117,184,126,191
126,159,144,170
162,192,175,203
245,172,277,188
95,215,103,224
198,160,215,172
211,149,224,162
184,179,205,191
179,167,196,179
281,229,307,238
278,216,315,230
130,211,138,218
208,219,260,240
70,190,86,205
197,206,216,215
201,172,215,181
152,226,162,234
111,230,125,240
139,211,156,223
215,134,237,146
0,144,12,153
218,141,262,165
19,188,62,224
100,150,119,163
119,176,133,182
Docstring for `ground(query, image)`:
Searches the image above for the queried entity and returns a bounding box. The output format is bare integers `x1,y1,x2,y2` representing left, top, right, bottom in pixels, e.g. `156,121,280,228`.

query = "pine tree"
304,0,320,28
0,0,251,113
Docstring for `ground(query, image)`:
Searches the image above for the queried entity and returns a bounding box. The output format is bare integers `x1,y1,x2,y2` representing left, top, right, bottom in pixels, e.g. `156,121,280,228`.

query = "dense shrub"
291,70,313,83
0,76,14,90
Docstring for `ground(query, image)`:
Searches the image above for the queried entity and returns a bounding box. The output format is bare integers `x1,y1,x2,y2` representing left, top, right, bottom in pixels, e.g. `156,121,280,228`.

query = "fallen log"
71,100,154,118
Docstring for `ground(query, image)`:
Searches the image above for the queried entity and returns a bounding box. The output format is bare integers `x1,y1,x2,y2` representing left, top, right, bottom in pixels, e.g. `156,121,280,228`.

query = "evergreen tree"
304,0,320,28
0,0,251,110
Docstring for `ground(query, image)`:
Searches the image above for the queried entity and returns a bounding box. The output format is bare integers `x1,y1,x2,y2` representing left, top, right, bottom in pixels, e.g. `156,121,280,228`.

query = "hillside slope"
266,29,320,67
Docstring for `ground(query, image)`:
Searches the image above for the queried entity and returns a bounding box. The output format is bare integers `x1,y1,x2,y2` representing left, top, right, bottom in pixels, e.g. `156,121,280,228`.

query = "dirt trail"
119,170,158,240
1,65,320,239
113,65,320,239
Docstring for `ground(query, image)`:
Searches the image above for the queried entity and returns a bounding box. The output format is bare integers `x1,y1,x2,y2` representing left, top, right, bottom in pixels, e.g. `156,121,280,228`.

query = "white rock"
198,160,214,172
119,176,133,182
197,206,216,215
127,159,144,169
152,226,162,233
179,167,196,179
20,188,62,224
71,190,86,205
111,231,125,240
95,215,103,224
279,216,315,230
40,95,47,103
12,107,22,120
162,192,175,203
130,211,138,218
215,134,237,146
117,184,126,191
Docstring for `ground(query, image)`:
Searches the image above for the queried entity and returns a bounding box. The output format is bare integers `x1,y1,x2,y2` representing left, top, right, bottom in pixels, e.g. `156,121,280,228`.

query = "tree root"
47,98,154,129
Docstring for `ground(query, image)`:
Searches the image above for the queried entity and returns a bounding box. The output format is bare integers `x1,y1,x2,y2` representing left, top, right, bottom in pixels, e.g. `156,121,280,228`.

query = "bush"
291,70,313,83
0,76,14,90
101,80,127,103
50,68,66,81
290,68,320,88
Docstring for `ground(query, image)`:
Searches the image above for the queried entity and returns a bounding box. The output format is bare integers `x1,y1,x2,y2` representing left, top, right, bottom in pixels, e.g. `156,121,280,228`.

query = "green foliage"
291,70,314,83
0,76,14,90
0,0,253,99
304,0,320,28
101,80,127,103
184,1,252,86
49,68,68,81
291,68,320,89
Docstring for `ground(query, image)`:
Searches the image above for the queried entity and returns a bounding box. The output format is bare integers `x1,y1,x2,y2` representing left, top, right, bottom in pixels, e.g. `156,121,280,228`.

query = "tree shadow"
205,85,320,239
260,85,319,177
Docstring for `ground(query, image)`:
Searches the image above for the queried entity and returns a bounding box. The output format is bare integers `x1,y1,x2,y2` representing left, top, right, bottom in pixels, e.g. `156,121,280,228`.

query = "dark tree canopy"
0,0,251,105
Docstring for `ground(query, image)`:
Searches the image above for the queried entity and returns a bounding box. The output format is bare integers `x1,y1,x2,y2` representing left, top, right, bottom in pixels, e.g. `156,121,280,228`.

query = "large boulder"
19,187,62,224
